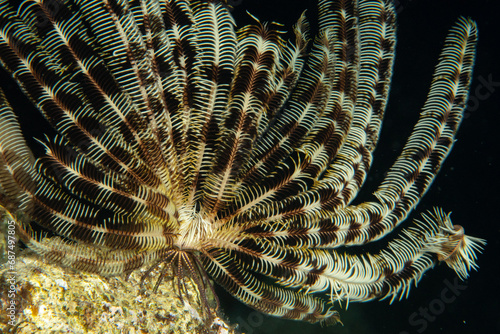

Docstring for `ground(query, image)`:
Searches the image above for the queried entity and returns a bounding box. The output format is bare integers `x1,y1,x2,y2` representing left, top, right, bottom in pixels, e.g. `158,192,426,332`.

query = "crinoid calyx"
0,0,485,326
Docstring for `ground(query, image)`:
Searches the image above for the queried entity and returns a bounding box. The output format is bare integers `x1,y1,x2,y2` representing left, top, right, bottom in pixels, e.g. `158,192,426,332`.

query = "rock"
0,228,234,334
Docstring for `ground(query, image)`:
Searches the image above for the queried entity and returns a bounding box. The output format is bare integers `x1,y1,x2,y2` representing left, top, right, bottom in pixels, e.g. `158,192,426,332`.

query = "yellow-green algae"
0,214,235,334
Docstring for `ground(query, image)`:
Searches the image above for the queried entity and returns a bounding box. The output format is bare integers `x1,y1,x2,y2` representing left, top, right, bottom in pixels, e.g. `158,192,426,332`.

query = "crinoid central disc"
176,206,215,250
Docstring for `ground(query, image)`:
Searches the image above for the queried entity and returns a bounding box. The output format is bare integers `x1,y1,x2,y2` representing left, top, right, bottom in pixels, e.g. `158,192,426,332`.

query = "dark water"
220,1,500,334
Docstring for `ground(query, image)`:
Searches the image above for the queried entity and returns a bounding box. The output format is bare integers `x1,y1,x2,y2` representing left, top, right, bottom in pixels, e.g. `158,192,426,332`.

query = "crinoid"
139,247,221,322
0,0,485,327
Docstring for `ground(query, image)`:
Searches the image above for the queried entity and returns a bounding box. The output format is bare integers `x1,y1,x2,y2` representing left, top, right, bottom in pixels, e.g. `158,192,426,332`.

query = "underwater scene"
1,0,498,333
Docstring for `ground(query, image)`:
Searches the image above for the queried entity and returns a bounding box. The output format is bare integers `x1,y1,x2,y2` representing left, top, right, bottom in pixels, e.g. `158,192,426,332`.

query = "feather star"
0,0,486,327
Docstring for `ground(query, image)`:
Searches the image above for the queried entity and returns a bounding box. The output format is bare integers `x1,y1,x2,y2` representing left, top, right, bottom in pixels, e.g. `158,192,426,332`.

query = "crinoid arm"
198,7,485,324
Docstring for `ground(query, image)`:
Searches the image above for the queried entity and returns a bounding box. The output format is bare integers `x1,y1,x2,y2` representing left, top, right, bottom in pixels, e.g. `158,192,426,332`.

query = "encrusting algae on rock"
0,261,234,334
0,213,234,334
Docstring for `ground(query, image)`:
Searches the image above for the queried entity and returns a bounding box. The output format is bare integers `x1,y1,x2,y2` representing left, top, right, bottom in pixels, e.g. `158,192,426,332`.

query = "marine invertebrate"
0,0,485,327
